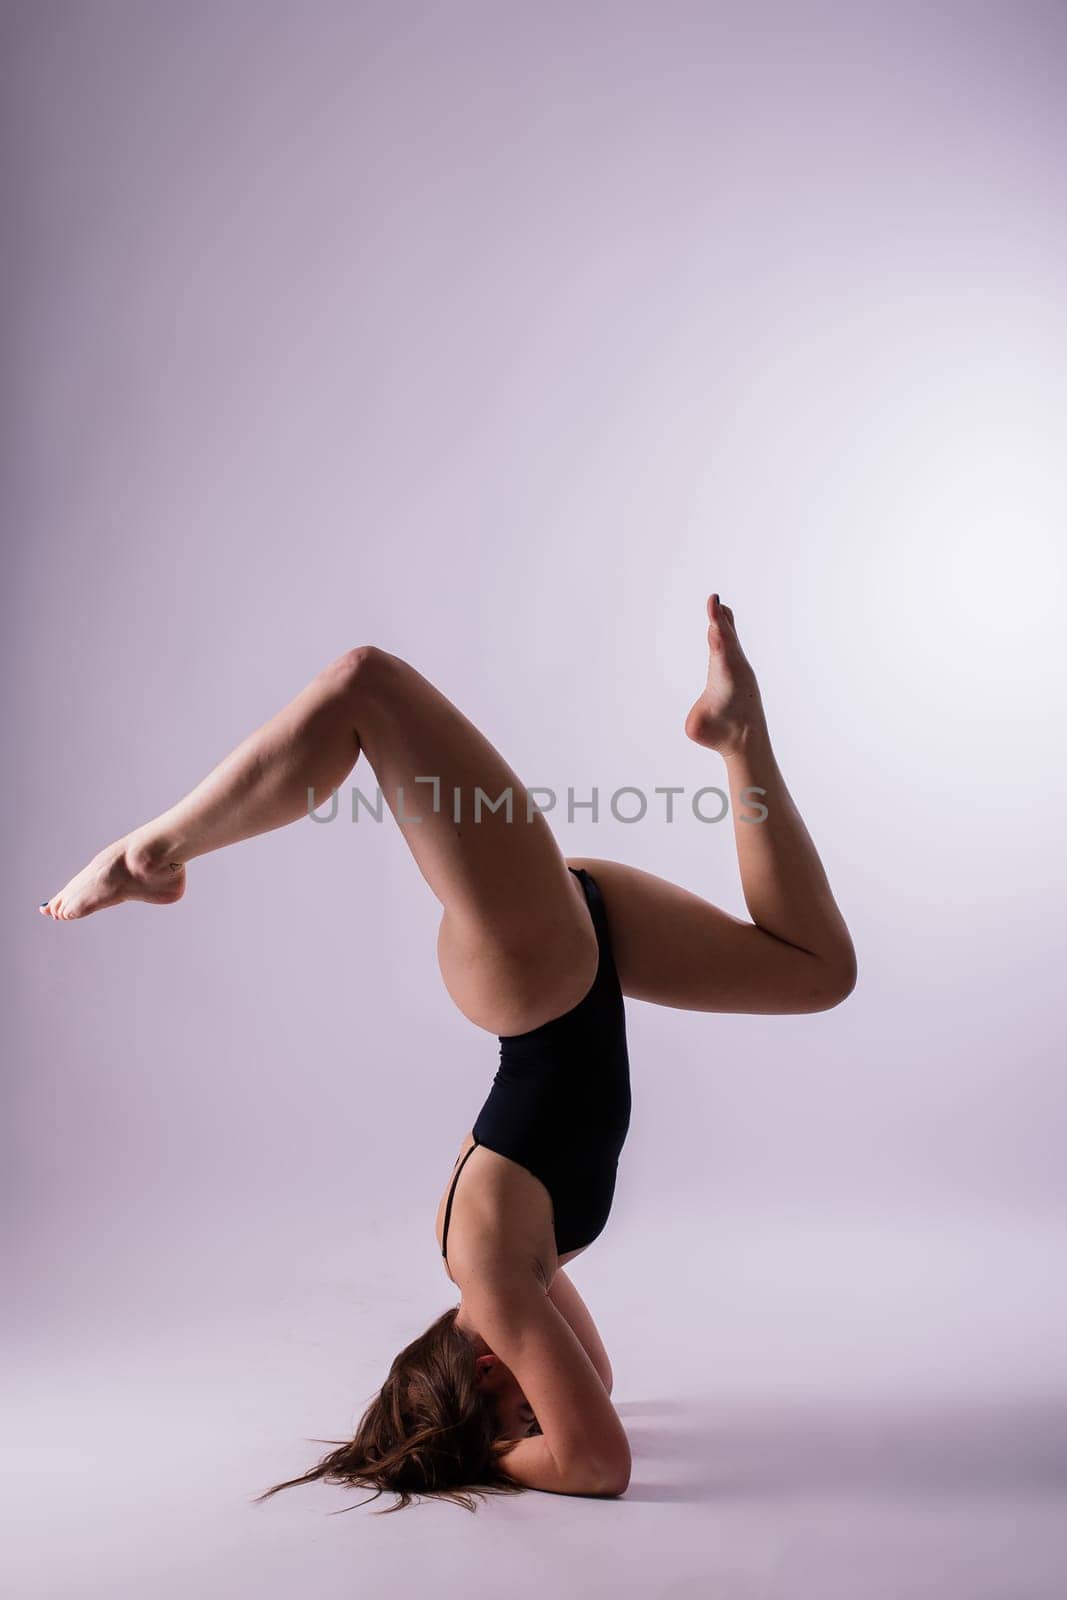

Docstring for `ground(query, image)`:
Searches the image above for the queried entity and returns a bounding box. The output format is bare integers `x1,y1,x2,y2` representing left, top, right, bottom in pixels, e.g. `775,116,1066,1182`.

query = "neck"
454,1303,488,1352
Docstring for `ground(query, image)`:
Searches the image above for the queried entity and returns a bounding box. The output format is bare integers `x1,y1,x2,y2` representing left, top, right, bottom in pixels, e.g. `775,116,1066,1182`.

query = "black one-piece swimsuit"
441,866,632,1266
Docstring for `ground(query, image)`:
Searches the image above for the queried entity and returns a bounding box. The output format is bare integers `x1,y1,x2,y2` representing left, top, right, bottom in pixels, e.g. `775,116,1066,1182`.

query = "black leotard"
441,867,631,1266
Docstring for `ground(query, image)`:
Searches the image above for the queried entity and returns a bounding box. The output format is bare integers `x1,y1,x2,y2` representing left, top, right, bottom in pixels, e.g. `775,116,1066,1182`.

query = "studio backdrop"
4,3,1065,1598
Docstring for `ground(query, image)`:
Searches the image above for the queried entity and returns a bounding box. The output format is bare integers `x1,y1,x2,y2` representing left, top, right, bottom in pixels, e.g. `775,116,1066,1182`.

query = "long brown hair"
253,1306,526,1514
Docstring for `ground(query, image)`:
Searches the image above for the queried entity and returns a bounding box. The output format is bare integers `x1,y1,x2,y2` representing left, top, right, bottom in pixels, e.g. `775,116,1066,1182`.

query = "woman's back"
436,866,631,1284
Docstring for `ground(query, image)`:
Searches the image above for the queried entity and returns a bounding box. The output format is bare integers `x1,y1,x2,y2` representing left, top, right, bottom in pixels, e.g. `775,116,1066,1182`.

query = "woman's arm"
460,1267,630,1495
546,1268,613,1394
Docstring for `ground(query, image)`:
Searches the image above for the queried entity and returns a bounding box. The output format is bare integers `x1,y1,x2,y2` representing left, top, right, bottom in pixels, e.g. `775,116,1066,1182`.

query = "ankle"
125,830,181,875
720,715,772,764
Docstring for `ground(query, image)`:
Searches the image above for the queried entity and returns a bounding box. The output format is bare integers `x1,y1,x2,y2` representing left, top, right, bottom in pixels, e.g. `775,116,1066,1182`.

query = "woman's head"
254,1305,528,1514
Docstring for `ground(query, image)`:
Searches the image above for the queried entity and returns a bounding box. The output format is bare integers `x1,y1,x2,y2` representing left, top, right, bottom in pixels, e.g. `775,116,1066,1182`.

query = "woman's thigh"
352,649,598,1033
563,854,825,1015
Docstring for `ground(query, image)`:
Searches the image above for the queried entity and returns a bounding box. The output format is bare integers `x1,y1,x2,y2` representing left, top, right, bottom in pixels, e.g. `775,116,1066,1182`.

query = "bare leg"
40,649,374,921
684,594,855,961
567,594,857,1016
40,646,597,1033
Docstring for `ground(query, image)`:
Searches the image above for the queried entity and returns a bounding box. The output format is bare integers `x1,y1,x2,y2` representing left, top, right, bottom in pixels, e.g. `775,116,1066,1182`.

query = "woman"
39,594,857,1511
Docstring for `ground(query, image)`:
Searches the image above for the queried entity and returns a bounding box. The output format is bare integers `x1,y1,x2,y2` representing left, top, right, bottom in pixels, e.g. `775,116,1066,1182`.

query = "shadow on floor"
614,1394,1067,1505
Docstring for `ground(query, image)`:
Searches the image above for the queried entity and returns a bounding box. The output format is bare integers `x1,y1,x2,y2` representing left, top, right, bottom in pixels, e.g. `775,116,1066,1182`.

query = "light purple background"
4,2,1066,1596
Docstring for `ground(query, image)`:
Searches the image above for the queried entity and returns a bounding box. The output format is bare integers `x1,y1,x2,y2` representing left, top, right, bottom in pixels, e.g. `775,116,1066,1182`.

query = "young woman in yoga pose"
39,594,856,1512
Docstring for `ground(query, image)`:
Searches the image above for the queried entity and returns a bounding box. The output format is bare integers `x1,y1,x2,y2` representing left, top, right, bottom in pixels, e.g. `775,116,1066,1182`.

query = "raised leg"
566,594,857,1016
40,646,597,1034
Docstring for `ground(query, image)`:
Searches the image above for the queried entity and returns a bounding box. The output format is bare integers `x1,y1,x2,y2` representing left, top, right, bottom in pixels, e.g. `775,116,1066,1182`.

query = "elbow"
587,1437,631,1497
567,1437,631,1498
592,1456,631,1497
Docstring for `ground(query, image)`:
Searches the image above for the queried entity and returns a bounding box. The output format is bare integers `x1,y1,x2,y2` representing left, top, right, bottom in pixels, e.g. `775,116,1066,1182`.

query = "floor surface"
7,1214,1064,1599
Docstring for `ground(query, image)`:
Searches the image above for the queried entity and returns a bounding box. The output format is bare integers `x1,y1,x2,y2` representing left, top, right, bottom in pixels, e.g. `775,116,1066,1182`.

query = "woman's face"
494,1384,541,1441
475,1353,541,1440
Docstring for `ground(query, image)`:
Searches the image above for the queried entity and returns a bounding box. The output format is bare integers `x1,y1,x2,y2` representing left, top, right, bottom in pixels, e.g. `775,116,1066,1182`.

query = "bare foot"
39,836,186,922
684,594,766,755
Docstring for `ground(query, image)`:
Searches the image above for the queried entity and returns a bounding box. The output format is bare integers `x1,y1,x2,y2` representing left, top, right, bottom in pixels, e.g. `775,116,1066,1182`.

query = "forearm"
721,722,854,967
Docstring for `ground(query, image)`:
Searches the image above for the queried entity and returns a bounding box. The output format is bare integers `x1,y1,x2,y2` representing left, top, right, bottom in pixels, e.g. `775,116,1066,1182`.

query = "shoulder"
438,1147,556,1289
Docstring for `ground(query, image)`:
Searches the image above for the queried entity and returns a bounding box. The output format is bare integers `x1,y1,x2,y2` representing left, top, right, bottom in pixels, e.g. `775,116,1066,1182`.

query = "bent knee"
324,643,396,695
812,952,858,1011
